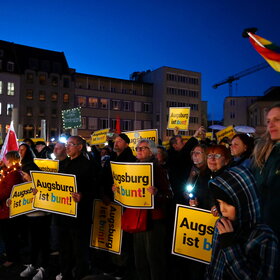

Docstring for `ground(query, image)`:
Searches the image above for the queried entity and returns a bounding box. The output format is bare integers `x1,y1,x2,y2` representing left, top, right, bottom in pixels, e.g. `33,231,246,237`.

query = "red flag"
115,115,121,134
0,121,19,160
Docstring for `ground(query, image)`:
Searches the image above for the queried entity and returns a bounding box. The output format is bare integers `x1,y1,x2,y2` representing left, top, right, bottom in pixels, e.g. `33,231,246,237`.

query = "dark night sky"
2,0,280,120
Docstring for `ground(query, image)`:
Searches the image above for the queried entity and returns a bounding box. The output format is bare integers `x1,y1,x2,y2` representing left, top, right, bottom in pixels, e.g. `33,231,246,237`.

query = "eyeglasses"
191,151,204,156
65,142,80,147
136,146,150,152
207,153,223,159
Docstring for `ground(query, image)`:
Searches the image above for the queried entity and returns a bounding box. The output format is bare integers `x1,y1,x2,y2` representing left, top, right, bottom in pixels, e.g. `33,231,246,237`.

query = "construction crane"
212,62,269,96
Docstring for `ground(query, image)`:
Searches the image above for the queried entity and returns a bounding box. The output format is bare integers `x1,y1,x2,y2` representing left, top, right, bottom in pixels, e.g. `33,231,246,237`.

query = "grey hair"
136,139,157,156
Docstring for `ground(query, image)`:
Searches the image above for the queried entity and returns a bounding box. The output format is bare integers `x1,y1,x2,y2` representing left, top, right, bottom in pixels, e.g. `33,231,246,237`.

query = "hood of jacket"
209,166,260,230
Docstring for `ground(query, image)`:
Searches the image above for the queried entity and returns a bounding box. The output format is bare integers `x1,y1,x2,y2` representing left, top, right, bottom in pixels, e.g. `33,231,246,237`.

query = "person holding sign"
56,136,100,280
132,139,173,280
206,166,278,280
0,151,25,268
167,126,205,204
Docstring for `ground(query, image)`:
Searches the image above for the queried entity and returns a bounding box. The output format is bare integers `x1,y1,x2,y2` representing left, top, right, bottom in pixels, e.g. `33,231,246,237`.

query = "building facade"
0,40,204,142
0,40,74,140
139,66,202,140
223,96,259,127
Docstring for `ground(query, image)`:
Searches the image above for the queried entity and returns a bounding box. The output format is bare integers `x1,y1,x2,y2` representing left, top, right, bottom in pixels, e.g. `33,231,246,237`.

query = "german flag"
248,32,280,72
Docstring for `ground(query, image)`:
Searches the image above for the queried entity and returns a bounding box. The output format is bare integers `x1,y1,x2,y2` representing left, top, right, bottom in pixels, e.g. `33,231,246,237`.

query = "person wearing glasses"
206,145,232,218
133,139,173,280
56,136,100,280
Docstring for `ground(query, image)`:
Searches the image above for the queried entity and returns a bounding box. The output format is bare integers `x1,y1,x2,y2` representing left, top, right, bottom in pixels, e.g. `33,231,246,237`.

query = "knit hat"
210,184,235,206
118,133,130,144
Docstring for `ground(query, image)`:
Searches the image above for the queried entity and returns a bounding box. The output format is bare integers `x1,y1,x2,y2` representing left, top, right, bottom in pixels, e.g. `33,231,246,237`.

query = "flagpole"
247,32,265,48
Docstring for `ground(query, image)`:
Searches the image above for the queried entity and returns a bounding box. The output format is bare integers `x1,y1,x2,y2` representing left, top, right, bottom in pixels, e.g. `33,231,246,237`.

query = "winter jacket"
252,143,280,238
0,165,25,219
206,166,279,280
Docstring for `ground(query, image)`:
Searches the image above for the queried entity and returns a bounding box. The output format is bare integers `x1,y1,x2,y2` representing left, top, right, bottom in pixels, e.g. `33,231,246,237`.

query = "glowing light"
50,153,56,160
59,136,67,143
186,184,194,193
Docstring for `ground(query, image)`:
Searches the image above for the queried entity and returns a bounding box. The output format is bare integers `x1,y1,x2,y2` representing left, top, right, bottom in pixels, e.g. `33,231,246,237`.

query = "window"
88,97,98,108
0,102,1,115
76,96,87,107
63,77,70,88
39,107,45,117
134,120,141,130
112,100,121,110
51,76,58,87
230,99,235,106
143,121,152,129
39,91,46,101
111,119,117,130
7,104,13,115
7,62,14,72
26,107,33,117
122,120,131,131
0,81,2,94
124,101,131,111
230,112,235,119
100,118,108,129
39,74,46,85
88,117,98,130
26,72,34,83
63,93,69,103
134,101,142,112
7,82,15,95
143,103,152,113
51,92,58,102
26,89,33,100
100,98,108,109
51,108,57,117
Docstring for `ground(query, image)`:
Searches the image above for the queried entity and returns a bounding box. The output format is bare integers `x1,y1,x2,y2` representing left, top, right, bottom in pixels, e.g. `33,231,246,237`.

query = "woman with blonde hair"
252,104,280,240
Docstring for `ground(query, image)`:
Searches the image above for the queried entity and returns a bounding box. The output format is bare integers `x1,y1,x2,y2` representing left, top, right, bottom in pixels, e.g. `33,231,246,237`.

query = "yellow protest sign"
167,107,190,131
172,205,218,264
206,132,213,140
90,200,123,255
30,171,77,217
124,129,158,155
34,158,59,173
91,128,110,145
9,182,36,218
111,161,154,209
215,125,236,143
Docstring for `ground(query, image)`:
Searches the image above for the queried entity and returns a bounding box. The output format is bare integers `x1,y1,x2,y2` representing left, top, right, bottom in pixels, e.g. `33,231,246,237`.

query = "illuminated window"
100,98,108,109
7,104,13,115
26,107,33,117
39,91,46,101
39,74,46,85
0,102,1,114
26,89,33,100
63,93,69,103
76,96,86,107
88,97,98,108
7,82,15,95
112,100,121,110
51,92,58,102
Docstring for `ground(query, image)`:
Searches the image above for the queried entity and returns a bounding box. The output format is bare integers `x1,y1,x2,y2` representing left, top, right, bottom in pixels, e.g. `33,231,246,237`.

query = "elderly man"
56,136,99,280
53,142,68,172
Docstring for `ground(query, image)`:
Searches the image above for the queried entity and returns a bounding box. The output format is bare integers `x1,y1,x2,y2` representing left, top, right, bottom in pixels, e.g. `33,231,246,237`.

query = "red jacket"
0,165,25,219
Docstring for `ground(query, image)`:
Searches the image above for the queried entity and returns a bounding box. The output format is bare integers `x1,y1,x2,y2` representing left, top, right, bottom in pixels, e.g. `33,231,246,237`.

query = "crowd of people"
0,103,279,280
